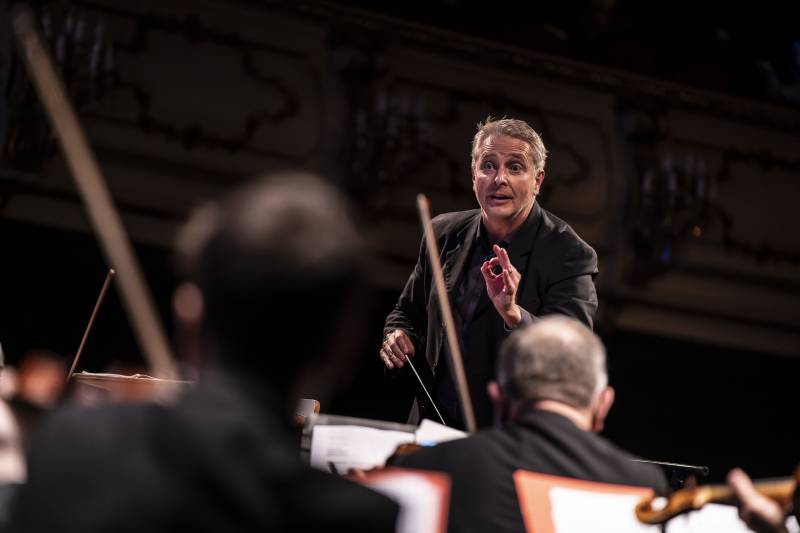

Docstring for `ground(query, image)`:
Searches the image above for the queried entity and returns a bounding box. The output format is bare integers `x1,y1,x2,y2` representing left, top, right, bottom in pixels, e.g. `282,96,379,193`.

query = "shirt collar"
476,202,541,254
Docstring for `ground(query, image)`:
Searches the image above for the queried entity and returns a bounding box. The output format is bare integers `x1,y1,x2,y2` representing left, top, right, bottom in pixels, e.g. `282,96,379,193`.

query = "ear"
173,282,204,327
487,380,501,406
172,282,205,370
591,386,615,433
487,380,503,411
487,380,510,425
534,168,545,193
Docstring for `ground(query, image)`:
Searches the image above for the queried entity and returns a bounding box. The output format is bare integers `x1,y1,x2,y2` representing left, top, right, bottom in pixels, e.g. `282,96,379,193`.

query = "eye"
509,163,524,173
481,161,496,170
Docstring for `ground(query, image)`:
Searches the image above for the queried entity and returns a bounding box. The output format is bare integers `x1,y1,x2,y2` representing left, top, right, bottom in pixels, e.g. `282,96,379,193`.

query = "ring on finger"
384,348,400,363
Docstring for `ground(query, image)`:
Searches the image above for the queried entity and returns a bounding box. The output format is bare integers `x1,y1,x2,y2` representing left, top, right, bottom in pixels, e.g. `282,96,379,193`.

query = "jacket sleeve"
383,234,430,355
537,237,599,329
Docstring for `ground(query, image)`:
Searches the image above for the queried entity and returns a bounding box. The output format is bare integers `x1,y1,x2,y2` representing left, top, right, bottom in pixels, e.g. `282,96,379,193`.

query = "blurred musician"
9,173,398,532
5,350,65,448
391,315,667,533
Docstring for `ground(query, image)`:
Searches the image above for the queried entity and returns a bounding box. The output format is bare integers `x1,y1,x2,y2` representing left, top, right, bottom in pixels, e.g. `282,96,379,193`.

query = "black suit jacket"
392,410,668,533
384,204,598,426
10,373,398,533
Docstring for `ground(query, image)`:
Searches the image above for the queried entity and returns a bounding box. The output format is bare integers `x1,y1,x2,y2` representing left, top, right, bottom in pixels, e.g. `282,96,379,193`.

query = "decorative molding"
78,1,321,160
287,1,800,134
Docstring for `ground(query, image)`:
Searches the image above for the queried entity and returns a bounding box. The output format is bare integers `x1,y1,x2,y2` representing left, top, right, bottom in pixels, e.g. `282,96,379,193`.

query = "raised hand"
480,244,523,328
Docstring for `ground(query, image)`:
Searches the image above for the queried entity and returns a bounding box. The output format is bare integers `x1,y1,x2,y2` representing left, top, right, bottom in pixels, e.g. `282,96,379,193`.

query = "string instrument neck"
636,477,796,525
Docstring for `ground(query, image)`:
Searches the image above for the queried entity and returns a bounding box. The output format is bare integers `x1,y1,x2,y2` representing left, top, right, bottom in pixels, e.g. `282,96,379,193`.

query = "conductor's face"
472,135,544,231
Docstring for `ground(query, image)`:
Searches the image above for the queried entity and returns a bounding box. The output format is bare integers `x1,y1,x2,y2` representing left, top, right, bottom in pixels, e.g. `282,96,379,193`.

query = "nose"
494,167,508,185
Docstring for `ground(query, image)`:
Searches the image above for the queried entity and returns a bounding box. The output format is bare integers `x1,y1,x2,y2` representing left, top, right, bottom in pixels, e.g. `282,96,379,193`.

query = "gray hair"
470,116,548,172
497,315,607,409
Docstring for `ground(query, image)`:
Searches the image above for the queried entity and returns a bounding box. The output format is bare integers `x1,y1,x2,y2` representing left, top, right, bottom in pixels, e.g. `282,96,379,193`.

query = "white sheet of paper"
665,503,751,533
309,425,415,473
665,503,800,533
549,487,661,533
365,471,447,533
415,419,467,445
548,486,799,533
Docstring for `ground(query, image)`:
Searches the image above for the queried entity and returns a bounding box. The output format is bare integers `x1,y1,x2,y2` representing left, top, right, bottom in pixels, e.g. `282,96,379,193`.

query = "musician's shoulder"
590,435,670,495
430,209,480,235
393,428,491,470
538,206,596,258
539,205,581,237
33,401,156,441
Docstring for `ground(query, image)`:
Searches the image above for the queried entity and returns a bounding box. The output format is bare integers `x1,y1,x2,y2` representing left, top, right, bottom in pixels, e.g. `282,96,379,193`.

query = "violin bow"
67,269,115,381
417,194,477,433
12,8,179,380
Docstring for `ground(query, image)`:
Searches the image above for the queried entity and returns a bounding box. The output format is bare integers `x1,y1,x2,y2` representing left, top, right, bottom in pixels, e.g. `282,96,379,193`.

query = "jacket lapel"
443,213,480,297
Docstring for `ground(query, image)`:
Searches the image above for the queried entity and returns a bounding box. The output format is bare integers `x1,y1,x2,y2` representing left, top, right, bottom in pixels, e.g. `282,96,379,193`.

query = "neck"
482,200,535,242
524,400,592,431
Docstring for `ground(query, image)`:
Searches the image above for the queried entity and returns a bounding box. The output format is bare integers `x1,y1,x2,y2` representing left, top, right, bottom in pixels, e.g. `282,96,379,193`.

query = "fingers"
483,255,518,284
383,343,404,368
380,330,413,369
396,333,415,357
347,468,369,481
728,469,787,531
494,244,512,270
480,259,495,282
502,268,515,295
486,246,518,278
728,468,756,502
482,256,503,277
380,346,398,369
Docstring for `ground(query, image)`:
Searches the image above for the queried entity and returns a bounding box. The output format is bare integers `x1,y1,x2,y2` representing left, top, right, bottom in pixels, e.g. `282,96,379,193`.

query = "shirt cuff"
504,307,534,332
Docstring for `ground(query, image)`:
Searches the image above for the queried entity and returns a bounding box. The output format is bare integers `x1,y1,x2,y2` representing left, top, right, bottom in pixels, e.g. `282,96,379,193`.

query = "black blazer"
385,203,598,426
392,409,668,533
10,374,399,533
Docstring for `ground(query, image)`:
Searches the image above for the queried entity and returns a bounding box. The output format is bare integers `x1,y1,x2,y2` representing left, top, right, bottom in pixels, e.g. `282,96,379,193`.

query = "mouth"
489,193,512,203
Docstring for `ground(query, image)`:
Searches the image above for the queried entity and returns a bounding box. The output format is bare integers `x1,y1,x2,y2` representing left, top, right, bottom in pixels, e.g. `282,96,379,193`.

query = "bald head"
497,315,607,409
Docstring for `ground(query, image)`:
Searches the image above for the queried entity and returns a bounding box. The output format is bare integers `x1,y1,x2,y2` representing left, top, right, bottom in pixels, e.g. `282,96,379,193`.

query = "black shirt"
10,373,399,533
434,207,536,428
392,409,668,533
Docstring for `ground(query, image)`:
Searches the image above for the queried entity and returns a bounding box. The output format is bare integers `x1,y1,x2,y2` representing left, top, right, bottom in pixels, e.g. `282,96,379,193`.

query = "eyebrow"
480,149,527,157
478,151,530,165
504,156,527,165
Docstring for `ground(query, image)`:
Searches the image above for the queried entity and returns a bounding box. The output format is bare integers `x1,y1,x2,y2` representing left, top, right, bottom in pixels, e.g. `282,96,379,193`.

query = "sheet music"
665,503,800,533
415,419,467,445
549,487,659,533
549,490,800,533
360,468,450,533
309,425,415,473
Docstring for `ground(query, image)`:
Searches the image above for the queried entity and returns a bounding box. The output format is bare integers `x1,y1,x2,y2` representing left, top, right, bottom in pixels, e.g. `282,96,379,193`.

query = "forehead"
476,135,533,160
